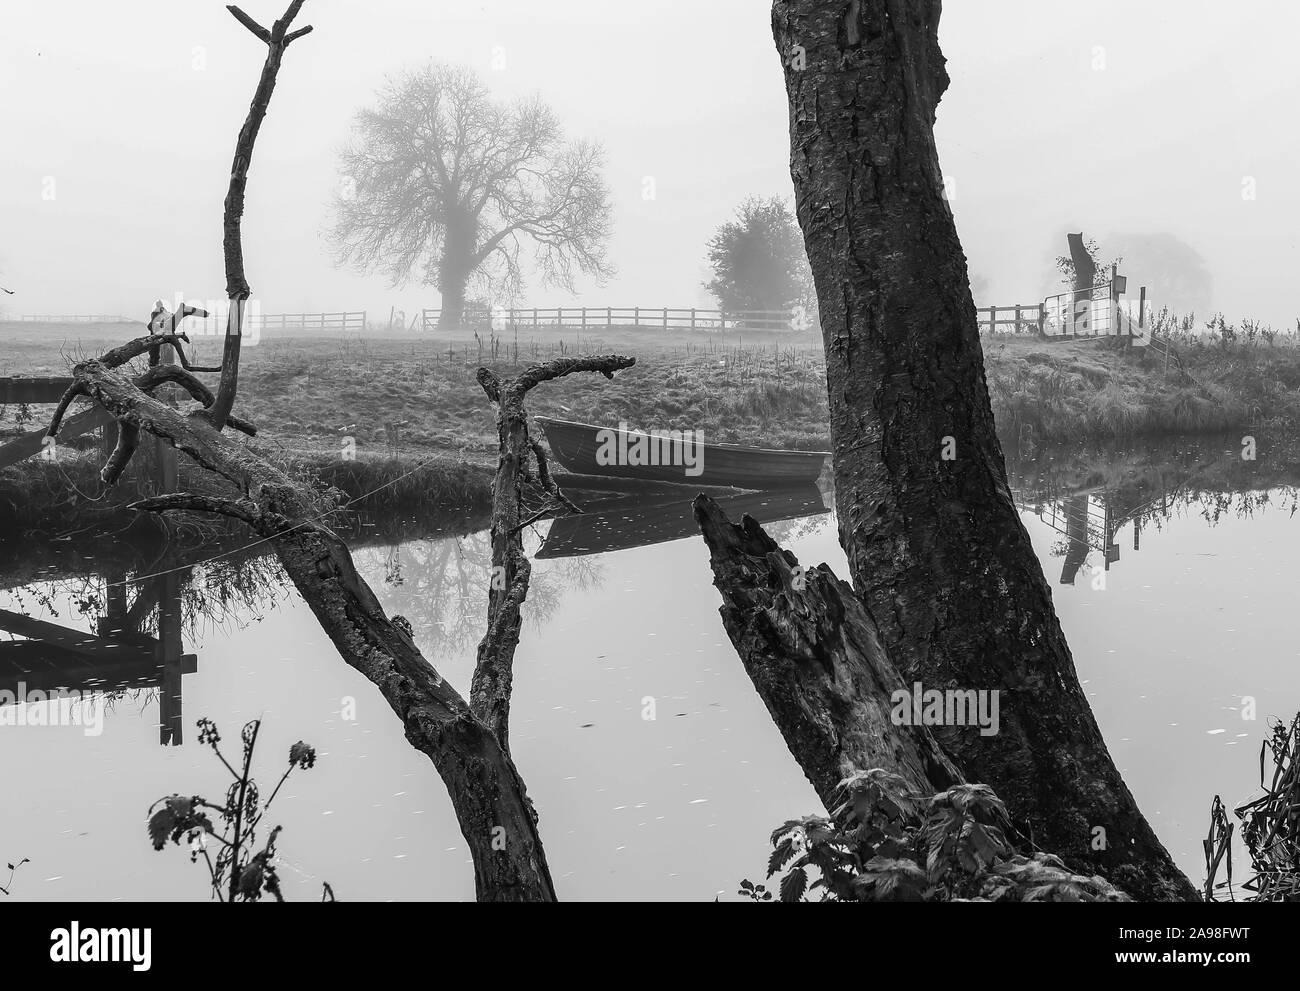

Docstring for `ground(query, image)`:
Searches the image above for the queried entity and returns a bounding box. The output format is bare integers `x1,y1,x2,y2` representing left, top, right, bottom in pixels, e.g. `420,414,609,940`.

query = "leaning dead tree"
45,1,558,902
694,497,963,806
766,0,1194,900
474,356,634,752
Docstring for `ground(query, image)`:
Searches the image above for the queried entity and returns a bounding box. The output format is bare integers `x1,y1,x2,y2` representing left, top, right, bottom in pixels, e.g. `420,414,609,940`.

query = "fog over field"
5,1,1300,949
2,0,1298,324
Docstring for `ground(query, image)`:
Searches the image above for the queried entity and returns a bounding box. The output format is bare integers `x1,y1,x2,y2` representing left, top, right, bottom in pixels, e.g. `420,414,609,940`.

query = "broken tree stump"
694,495,963,806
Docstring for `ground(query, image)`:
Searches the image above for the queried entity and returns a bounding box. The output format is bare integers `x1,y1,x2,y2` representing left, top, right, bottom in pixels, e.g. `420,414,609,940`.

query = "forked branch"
209,0,312,431
471,354,635,750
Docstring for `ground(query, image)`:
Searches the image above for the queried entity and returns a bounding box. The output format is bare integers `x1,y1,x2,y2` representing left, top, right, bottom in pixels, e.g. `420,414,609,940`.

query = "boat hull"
534,417,828,489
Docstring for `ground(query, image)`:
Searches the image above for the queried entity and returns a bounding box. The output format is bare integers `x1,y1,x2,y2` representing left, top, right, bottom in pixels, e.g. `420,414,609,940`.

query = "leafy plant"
0,857,29,896
747,769,1128,902
147,718,328,902
1207,712,1300,902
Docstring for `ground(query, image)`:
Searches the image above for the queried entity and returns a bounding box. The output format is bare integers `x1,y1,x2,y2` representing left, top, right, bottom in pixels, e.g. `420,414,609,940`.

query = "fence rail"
420,307,815,334
978,304,1044,334
248,311,367,333
17,315,133,324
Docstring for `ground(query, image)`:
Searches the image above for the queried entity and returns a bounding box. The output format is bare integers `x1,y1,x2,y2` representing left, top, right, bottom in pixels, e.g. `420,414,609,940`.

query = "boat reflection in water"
537,485,830,560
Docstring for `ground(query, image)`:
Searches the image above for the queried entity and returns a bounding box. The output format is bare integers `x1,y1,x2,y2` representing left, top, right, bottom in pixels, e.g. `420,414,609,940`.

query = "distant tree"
1105,232,1213,317
330,65,614,329
705,197,813,320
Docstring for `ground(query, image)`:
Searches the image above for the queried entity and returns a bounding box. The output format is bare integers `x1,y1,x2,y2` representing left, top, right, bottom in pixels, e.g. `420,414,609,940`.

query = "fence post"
1014,304,1021,333
155,343,179,493
663,308,669,331
988,306,996,336
581,307,587,331
607,306,612,328
634,306,640,328
691,308,696,331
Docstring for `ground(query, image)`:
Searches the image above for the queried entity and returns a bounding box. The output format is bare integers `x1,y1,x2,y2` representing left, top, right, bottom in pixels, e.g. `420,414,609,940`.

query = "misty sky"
2,0,1297,327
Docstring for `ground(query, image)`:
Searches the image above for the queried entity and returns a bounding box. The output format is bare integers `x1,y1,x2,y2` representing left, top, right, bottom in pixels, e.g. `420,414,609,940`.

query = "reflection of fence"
249,311,366,333
0,569,196,746
419,307,815,334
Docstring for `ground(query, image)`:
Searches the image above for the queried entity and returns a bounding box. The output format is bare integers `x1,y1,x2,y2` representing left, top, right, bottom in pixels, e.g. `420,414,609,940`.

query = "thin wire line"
100,451,455,590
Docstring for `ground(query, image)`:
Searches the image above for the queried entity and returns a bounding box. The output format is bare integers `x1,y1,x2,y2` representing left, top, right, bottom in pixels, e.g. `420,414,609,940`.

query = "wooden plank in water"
0,608,133,659
0,640,197,697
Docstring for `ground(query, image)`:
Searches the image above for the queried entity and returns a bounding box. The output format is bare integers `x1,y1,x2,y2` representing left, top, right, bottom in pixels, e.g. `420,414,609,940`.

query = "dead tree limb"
147,302,222,371
66,360,556,901
694,496,962,806
43,2,557,902
209,1,313,431
772,0,1194,901
473,355,635,751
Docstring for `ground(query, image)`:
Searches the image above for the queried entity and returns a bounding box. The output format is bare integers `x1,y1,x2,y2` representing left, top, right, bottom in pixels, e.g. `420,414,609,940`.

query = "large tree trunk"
773,0,1194,900
439,275,468,331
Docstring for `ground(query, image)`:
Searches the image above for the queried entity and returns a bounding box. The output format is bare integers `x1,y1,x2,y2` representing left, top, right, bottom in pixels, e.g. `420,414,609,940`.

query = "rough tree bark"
474,355,635,752
45,1,556,902
694,496,962,806
772,0,1194,900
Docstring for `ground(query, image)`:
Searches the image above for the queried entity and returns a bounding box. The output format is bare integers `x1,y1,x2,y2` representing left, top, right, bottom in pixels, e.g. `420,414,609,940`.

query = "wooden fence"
0,347,182,479
978,304,1044,334
420,307,813,334
249,311,367,333
18,314,133,324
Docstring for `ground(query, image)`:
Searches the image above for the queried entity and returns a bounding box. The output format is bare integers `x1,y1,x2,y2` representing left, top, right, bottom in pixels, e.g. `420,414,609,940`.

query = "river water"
1,435,1295,901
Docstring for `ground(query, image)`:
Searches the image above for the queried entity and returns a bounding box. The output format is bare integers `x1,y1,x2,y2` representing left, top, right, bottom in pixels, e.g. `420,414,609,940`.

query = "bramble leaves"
749,770,1129,903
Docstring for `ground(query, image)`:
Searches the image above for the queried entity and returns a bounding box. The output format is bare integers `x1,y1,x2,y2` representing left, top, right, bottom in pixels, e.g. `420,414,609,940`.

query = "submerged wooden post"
156,570,186,746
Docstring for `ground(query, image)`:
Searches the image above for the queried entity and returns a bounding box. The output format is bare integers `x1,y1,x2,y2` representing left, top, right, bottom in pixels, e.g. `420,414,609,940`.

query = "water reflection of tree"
357,530,605,662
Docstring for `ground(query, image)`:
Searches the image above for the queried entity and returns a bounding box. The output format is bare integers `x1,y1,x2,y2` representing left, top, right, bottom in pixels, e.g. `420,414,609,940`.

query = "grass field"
4,318,1300,475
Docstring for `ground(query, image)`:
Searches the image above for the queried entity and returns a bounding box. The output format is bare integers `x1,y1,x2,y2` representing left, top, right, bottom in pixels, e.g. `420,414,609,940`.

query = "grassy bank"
0,443,494,538
986,334,1300,443
4,322,1300,512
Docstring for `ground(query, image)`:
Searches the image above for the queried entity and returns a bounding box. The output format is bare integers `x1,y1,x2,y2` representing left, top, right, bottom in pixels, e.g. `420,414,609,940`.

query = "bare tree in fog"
330,65,615,329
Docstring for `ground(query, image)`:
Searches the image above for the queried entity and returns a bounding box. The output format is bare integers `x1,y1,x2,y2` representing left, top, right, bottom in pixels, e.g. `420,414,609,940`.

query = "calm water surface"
1,437,1296,900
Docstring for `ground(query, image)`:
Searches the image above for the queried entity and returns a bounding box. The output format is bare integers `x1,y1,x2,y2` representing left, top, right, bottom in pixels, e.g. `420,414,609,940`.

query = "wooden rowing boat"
534,416,829,489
